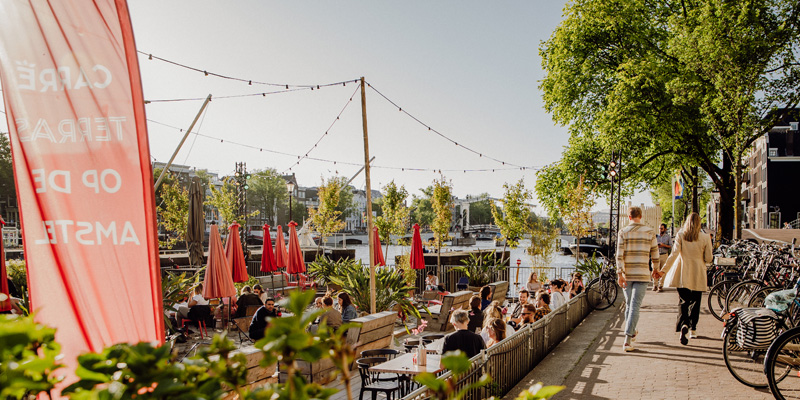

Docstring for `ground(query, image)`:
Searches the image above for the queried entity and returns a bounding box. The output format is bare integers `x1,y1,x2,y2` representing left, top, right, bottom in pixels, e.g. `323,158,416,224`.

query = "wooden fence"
401,292,591,400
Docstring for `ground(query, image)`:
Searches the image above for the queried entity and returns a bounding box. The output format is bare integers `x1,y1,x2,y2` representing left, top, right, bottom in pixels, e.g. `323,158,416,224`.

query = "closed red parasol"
260,224,277,273
0,217,10,312
287,221,306,274
372,226,385,267
409,223,425,270
203,224,237,299
275,225,288,270
226,223,249,283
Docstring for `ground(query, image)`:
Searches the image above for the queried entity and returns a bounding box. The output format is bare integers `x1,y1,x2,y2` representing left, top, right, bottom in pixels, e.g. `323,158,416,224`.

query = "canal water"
346,239,580,297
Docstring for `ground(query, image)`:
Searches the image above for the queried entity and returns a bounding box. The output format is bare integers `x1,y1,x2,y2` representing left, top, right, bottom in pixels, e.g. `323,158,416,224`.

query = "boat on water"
567,237,608,258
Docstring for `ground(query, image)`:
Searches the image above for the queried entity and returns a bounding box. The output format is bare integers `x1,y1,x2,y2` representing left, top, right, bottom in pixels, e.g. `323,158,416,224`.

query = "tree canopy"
538,0,800,239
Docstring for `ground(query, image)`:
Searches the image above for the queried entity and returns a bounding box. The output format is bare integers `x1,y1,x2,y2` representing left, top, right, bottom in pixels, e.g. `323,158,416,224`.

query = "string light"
138,50,358,89
145,87,315,103
147,118,540,173
366,82,526,169
281,83,361,173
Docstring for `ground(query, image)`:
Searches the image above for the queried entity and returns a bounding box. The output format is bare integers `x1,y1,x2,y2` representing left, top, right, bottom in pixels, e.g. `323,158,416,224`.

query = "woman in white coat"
655,212,712,345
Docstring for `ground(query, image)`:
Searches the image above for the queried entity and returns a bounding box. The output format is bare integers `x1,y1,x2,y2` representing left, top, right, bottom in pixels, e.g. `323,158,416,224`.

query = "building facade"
743,113,800,229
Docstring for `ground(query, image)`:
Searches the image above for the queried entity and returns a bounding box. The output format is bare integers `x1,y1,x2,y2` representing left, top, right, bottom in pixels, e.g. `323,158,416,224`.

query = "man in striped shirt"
616,206,660,352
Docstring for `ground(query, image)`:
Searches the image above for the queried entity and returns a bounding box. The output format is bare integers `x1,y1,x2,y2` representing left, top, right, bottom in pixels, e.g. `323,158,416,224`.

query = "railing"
412,265,511,294
402,292,591,399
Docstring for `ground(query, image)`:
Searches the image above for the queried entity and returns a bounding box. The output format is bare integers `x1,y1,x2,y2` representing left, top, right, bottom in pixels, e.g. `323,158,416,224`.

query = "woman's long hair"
337,292,352,308
490,318,506,341
682,212,702,242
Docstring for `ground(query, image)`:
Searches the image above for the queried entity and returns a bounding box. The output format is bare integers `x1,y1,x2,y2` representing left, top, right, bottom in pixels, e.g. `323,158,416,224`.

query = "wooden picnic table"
369,353,444,376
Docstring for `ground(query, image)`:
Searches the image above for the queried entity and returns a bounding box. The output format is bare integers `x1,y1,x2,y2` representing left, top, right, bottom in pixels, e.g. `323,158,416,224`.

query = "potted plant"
452,251,506,291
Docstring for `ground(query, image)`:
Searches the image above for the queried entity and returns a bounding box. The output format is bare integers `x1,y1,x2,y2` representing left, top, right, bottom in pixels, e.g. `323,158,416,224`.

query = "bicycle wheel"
747,286,780,308
726,280,762,314
587,278,617,310
708,279,738,321
722,324,769,388
764,326,800,399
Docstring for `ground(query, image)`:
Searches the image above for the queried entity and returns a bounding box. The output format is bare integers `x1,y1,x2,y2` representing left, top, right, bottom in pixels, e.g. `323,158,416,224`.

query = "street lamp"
287,181,296,223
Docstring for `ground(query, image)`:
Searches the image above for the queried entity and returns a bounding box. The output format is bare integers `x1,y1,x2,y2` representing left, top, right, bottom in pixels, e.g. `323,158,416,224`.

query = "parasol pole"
155,94,212,190
360,77,376,314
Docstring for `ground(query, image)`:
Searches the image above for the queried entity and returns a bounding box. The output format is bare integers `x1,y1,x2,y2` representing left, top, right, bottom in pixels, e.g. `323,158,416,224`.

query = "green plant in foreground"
414,351,491,400
513,382,565,399
575,253,604,281
0,315,62,400
306,255,339,289
452,251,505,287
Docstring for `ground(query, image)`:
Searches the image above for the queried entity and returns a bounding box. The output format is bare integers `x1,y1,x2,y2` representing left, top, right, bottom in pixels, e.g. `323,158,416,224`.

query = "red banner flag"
0,0,163,380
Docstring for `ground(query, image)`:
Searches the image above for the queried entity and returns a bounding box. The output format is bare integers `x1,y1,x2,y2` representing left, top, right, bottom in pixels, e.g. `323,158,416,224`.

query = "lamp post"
287,181,296,223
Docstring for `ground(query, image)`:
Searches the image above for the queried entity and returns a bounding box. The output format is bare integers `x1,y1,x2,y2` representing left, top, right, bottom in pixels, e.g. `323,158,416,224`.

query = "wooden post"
154,94,212,190
360,77,376,314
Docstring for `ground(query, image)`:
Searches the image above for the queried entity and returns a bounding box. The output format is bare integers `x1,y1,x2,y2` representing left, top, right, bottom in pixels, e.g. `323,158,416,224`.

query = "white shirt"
550,291,568,310
191,294,208,306
426,275,439,290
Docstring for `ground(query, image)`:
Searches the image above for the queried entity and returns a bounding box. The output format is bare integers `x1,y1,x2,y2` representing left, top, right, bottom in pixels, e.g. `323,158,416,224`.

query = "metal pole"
360,77,377,314
289,192,293,222
155,94,212,190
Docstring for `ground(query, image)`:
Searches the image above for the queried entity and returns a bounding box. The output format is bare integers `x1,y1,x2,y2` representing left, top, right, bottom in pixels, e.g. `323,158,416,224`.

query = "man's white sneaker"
690,330,698,339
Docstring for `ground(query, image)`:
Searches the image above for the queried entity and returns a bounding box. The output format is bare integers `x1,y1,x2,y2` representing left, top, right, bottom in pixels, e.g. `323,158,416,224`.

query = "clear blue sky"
3,1,653,209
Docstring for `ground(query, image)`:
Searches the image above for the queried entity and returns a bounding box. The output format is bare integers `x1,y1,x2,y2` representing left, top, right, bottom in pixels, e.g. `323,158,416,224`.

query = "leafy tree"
561,175,596,262
528,219,560,284
410,186,435,228
247,168,287,226
467,193,494,225
650,173,713,229
156,179,189,249
333,179,356,222
430,176,454,271
374,180,410,255
207,179,258,234
538,0,800,240
308,177,347,251
492,179,532,265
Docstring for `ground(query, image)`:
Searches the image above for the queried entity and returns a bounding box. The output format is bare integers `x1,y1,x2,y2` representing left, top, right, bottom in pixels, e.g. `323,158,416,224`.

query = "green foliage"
431,176,454,269
513,383,566,400
467,194,494,225
374,180,410,246
248,168,288,226
538,0,800,239
528,220,559,270
207,180,236,234
492,180,532,251
308,177,347,247
410,186,435,228
327,259,423,329
396,253,418,292
5,260,28,315
161,270,200,332
306,255,339,288
561,175,596,261
575,254,604,281
156,178,189,249
650,174,712,226
452,251,505,287
0,315,62,399
414,351,492,400
0,133,16,204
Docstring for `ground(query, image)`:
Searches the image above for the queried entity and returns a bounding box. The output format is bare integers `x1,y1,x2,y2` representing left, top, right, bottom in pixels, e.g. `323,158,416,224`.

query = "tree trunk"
717,156,736,240
734,156,743,239
691,166,699,213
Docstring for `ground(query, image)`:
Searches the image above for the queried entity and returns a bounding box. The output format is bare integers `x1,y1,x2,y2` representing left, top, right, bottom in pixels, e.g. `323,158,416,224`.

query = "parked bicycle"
586,260,618,311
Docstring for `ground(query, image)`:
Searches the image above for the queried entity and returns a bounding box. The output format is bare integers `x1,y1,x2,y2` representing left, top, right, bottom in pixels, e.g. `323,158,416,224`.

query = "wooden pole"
360,77,376,314
155,94,212,190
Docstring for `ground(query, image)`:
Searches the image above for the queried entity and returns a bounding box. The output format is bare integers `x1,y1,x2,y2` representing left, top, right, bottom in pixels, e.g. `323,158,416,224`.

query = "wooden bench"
286,311,396,385
489,281,509,304
418,290,473,332
256,274,297,296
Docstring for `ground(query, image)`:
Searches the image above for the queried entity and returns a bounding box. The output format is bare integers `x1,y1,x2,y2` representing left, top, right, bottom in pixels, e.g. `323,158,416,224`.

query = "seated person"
234,285,263,318
253,284,268,303
178,285,208,321
485,318,507,347
518,304,537,328
249,298,279,341
532,291,551,322
466,296,484,333
549,279,569,310
338,292,358,322
311,296,343,333
509,290,531,326
567,272,585,298
527,272,543,292
479,286,492,310
480,304,515,343
441,309,486,362
425,271,442,291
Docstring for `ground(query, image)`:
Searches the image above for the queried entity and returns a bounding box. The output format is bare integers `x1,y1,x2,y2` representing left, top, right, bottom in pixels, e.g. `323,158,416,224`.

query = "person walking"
653,212,712,345
653,223,672,292
617,206,660,352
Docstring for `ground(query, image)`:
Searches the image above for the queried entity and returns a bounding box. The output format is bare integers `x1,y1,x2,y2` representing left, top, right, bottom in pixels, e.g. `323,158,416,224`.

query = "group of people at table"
426,270,586,359
174,283,359,341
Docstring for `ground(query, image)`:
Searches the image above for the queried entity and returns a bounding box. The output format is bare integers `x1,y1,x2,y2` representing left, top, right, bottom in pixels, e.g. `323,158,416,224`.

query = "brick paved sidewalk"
507,287,774,400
